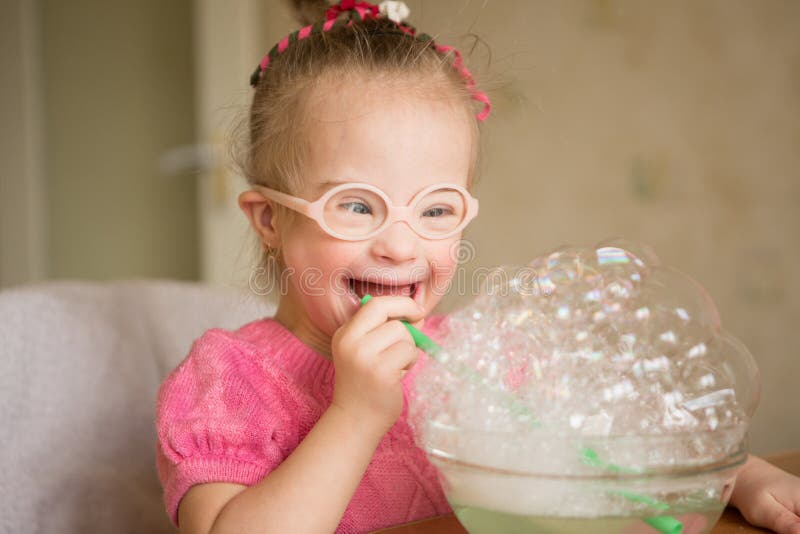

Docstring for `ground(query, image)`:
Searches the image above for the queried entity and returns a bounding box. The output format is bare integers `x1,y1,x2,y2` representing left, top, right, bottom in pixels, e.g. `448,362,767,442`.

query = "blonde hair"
232,0,488,294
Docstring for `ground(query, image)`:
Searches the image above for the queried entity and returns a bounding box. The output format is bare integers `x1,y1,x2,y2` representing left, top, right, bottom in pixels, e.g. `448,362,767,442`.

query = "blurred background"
1,0,798,455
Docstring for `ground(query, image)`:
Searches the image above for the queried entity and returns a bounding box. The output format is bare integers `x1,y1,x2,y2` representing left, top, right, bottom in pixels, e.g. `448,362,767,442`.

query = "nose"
370,220,420,264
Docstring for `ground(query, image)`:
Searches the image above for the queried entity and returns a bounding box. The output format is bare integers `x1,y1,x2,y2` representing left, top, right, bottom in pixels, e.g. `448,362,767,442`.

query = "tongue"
353,279,413,299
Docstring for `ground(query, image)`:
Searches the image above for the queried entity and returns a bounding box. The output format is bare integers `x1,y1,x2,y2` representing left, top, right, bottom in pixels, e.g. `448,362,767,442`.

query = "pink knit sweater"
156,314,452,532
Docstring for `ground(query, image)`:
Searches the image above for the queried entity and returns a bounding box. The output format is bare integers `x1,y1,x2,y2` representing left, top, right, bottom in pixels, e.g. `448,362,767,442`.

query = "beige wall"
41,0,198,281
12,1,798,456
447,0,800,455
260,0,800,455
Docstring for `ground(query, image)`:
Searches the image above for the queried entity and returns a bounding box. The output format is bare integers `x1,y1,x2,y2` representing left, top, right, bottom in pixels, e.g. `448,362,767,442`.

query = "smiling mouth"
348,278,418,301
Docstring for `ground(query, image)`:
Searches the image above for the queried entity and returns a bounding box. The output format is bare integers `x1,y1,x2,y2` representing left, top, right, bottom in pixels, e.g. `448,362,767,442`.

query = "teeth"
348,278,417,299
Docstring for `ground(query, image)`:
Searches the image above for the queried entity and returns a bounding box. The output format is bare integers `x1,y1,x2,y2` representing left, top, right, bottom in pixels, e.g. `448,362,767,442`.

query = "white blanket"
0,280,274,533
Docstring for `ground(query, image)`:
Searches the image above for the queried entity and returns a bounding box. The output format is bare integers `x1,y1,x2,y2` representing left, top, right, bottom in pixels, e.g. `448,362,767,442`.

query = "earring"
263,242,282,263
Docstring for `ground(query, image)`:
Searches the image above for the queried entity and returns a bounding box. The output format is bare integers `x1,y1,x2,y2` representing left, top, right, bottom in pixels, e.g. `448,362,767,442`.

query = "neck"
274,297,333,359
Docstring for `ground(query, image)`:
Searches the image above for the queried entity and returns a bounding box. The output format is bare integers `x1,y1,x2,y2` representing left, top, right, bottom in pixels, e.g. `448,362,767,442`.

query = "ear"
238,190,281,249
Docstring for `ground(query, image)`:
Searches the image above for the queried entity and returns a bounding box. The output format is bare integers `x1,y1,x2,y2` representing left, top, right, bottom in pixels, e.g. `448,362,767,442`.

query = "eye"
422,205,454,217
340,201,372,215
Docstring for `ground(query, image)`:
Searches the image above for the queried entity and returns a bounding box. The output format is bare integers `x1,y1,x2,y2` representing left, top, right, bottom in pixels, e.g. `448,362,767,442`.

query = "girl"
156,1,800,533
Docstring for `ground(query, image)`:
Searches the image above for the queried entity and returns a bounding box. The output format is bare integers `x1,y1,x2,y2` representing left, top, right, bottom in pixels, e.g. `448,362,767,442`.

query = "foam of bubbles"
411,239,760,477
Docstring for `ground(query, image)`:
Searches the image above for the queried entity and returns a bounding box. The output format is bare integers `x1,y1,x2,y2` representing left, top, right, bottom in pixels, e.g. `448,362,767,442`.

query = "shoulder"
156,319,303,454
155,319,304,525
158,317,288,393
157,323,270,403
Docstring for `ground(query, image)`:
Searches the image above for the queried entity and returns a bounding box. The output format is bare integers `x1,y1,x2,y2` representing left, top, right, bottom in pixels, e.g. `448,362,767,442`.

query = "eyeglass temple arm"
252,185,313,216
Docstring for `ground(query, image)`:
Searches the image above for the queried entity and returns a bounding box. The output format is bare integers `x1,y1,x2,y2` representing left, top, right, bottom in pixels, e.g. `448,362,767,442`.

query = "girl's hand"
330,295,425,437
730,455,800,534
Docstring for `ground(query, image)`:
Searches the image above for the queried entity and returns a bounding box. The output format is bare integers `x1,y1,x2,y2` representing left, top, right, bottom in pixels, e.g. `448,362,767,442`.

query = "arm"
179,404,385,534
178,295,425,534
729,454,800,534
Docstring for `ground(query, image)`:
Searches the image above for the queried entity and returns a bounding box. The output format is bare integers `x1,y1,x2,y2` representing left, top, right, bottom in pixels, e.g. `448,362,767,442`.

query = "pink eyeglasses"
251,182,479,241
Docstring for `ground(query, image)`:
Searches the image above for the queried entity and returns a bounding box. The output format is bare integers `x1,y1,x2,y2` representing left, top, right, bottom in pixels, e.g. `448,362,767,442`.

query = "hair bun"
288,0,331,26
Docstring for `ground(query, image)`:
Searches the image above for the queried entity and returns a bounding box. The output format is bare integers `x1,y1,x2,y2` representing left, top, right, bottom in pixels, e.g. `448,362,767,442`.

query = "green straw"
645,516,683,534
359,294,535,421
360,294,443,355
578,448,681,531
359,294,681,533
580,447,642,475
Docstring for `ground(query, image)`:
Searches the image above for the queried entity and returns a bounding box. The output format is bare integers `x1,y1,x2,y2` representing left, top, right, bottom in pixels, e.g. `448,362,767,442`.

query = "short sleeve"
155,329,298,526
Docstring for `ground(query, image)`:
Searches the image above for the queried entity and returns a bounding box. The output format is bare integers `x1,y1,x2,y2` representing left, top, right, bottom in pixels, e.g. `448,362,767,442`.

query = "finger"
771,507,800,534
345,295,425,339
378,338,419,375
409,317,425,331
356,320,415,362
747,496,800,534
772,494,800,534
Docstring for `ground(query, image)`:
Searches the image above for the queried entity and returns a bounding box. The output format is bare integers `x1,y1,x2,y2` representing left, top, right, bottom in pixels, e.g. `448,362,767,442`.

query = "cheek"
428,240,460,287
433,237,460,267
283,222,342,268
283,235,360,290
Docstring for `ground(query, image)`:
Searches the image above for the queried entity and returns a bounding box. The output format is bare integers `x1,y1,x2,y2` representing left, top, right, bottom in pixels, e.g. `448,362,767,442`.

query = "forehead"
303,76,474,201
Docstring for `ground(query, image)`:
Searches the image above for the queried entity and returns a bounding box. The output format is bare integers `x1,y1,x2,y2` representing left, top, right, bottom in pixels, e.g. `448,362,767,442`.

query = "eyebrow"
315,179,352,193
318,180,349,188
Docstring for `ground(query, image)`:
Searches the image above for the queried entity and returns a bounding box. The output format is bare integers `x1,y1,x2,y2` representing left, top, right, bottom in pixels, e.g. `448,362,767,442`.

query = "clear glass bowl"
420,421,748,534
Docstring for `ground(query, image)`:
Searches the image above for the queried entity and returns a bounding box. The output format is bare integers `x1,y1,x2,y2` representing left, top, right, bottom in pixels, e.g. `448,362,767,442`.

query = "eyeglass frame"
251,182,479,241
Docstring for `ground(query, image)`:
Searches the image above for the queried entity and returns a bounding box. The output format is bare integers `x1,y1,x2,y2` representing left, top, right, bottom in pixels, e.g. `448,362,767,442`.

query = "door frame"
0,0,46,289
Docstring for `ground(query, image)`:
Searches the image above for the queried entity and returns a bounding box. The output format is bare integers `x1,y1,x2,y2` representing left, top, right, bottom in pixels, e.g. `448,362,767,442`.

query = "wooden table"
377,450,800,534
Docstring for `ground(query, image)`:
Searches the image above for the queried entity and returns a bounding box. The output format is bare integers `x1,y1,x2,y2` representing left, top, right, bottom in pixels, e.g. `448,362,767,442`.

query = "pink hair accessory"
249,0,491,121
326,0,379,21
434,44,492,122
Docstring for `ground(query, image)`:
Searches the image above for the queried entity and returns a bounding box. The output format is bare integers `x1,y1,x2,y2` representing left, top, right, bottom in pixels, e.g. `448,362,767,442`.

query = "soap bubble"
410,240,760,477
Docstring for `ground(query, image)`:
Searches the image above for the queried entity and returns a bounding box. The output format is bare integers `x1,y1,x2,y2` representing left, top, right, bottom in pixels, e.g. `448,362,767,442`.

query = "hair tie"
250,0,491,121
326,0,379,21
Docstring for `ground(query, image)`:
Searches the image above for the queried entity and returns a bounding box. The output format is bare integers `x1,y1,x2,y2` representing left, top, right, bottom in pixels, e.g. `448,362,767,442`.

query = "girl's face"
274,81,474,354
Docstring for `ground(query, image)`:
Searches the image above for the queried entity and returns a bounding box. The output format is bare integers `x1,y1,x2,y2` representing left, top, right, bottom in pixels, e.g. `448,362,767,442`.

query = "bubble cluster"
411,239,760,473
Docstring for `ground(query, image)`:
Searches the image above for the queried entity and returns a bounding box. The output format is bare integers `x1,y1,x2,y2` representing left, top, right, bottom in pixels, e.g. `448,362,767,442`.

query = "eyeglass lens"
322,186,467,238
